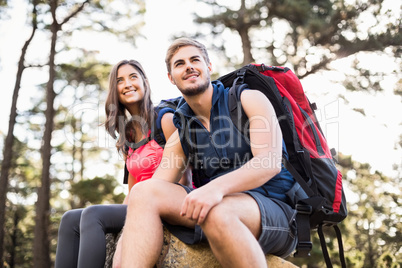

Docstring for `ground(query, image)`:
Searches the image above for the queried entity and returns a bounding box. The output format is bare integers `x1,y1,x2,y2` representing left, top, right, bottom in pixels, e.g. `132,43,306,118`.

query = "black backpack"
217,64,347,268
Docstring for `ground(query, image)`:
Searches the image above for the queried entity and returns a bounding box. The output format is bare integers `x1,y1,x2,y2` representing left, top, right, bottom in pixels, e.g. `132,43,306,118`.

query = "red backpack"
218,64,347,268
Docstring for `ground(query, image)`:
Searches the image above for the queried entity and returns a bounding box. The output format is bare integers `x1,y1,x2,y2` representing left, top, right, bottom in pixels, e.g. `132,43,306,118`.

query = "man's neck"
184,84,214,130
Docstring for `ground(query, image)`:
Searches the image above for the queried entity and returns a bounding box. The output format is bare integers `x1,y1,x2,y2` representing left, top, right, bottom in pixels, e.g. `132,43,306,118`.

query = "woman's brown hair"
105,60,155,158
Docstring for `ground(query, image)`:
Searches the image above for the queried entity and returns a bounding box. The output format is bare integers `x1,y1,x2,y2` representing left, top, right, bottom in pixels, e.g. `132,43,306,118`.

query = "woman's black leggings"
55,204,127,268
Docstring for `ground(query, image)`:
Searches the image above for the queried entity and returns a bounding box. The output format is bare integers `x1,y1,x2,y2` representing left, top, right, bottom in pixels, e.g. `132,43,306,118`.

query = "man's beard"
178,77,211,97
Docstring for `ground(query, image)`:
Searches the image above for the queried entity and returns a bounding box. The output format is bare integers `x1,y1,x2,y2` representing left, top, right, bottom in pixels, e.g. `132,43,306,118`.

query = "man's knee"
200,202,232,234
200,195,261,239
127,179,162,207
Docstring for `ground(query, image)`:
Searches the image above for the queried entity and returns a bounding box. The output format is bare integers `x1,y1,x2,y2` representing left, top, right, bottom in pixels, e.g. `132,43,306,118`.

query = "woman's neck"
127,104,140,116
134,128,145,143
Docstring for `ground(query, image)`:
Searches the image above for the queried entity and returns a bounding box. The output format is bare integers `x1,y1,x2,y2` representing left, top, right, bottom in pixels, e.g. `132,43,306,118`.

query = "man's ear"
167,72,176,85
207,62,212,73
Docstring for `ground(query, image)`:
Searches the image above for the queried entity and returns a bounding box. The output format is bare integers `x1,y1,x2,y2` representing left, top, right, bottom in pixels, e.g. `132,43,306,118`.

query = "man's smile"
183,72,199,80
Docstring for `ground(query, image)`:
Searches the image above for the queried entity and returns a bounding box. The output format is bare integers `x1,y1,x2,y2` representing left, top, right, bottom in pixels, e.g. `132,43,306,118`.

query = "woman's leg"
55,209,84,268
77,204,127,268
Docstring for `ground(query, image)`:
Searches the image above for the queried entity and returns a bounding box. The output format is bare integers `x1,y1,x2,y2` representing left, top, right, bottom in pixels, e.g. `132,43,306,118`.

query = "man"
120,38,297,268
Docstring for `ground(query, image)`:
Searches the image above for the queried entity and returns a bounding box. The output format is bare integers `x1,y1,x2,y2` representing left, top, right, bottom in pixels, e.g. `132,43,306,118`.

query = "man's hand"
180,185,223,225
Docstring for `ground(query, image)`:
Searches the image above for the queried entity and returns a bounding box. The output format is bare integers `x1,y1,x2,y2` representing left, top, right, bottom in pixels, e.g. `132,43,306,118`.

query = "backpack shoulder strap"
152,96,183,148
123,163,129,184
318,224,347,268
152,109,169,148
227,68,250,137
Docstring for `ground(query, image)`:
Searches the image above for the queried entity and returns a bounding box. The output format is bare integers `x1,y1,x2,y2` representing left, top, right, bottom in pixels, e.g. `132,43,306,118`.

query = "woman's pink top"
126,137,163,184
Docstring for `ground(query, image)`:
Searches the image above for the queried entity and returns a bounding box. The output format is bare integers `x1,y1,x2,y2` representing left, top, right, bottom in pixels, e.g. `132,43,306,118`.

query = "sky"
0,0,401,180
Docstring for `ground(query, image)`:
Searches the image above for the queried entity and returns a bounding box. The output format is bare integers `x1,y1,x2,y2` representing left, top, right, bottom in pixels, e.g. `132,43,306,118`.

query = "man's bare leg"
120,179,194,268
200,193,267,268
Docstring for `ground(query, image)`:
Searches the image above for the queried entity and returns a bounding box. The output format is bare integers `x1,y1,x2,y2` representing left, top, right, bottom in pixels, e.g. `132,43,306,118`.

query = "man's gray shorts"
162,184,298,258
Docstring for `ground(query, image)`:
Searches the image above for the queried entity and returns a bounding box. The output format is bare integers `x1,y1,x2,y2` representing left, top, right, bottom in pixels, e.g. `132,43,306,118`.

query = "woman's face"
116,64,146,109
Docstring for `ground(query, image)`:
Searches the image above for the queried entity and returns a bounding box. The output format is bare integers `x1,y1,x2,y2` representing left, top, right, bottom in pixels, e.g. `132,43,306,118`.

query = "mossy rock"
104,227,298,268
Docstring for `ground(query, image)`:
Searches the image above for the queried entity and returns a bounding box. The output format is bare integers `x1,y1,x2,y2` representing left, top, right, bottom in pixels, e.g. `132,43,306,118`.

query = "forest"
0,0,401,267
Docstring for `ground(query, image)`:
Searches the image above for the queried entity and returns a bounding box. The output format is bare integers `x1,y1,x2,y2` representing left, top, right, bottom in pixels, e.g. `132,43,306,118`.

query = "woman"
55,60,190,268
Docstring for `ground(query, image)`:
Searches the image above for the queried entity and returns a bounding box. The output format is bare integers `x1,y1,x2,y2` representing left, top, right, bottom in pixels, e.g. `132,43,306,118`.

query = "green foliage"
376,252,401,268
8,136,41,198
2,136,39,268
3,203,35,268
64,0,146,45
286,153,402,267
338,154,401,267
194,0,401,83
1,134,125,267
70,176,125,207
58,60,111,88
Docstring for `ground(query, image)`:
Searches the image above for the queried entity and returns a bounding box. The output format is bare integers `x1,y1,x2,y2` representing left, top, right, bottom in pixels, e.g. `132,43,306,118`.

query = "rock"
104,227,298,268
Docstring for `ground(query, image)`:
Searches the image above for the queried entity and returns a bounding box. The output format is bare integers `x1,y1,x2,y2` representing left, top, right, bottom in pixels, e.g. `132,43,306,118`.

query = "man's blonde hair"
165,37,210,73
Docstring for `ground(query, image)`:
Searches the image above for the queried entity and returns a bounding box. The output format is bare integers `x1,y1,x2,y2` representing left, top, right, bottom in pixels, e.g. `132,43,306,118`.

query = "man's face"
168,46,212,96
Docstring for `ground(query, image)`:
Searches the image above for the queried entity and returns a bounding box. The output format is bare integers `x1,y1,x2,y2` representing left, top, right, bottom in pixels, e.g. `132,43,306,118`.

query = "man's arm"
152,129,189,184
211,89,283,193
161,113,192,187
180,89,282,224
160,112,176,141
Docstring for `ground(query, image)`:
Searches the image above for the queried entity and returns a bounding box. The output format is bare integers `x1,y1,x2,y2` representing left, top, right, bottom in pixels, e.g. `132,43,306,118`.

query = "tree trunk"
33,1,58,267
32,0,89,265
238,27,254,66
9,210,19,268
238,0,254,66
0,2,38,267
